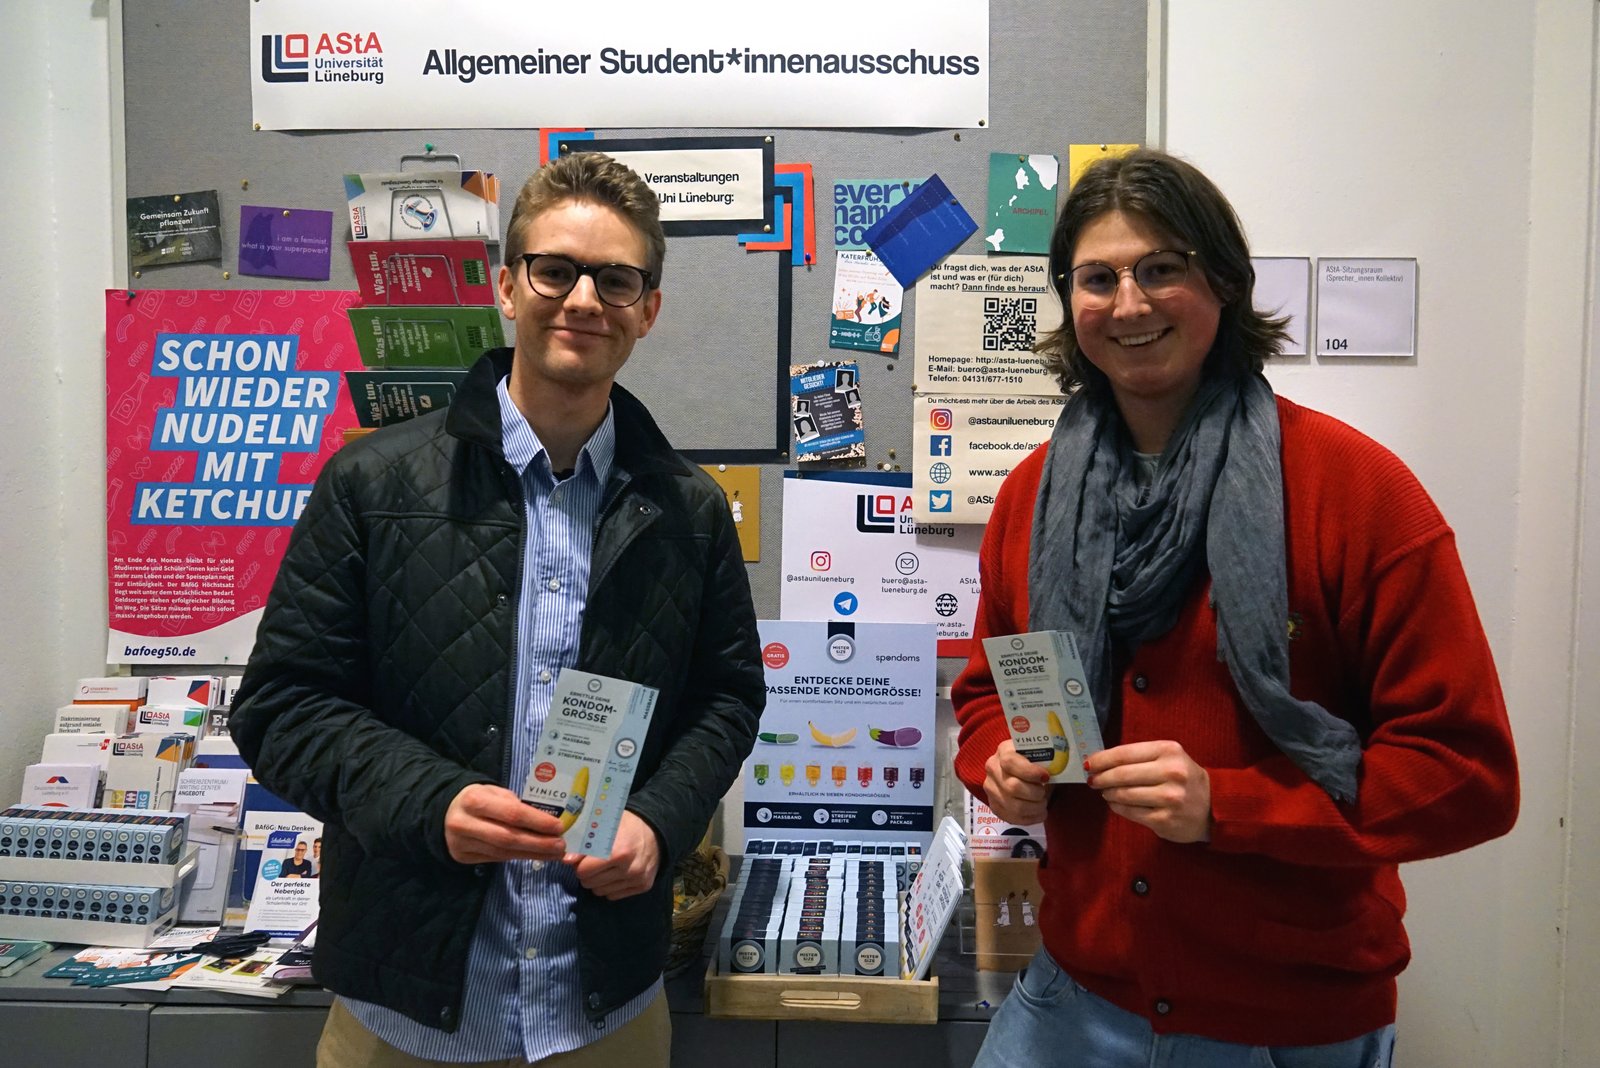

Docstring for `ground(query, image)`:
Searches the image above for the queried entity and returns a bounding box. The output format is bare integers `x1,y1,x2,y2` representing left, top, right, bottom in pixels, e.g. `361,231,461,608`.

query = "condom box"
519,670,658,859
984,630,1105,785
718,856,792,975
779,875,841,975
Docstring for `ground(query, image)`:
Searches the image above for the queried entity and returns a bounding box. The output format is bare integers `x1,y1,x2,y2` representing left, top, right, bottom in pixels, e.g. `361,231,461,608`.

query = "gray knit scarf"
1027,373,1361,802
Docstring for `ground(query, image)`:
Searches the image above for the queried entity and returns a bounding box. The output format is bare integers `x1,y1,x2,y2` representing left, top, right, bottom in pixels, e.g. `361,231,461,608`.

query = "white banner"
912,394,1061,522
914,255,1063,395
779,472,981,655
251,1,989,130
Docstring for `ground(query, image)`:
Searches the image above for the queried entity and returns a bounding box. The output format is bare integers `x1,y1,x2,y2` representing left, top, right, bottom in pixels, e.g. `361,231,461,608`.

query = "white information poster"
594,147,767,225
914,256,1063,395
779,471,981,655
251,2,989,130
745,619,936,845
1251,256,1310,356
1315,258,1418,357
912,394,1060,522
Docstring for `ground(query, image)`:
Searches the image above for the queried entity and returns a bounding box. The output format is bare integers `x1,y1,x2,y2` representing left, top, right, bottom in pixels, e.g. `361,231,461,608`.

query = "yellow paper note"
700,465,761,562
1068,144,1140,190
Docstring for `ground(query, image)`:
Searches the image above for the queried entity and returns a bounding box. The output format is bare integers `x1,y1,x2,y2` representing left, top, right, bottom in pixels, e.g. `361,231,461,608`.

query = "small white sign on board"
1250,257,1310,357
1314,258,1417,358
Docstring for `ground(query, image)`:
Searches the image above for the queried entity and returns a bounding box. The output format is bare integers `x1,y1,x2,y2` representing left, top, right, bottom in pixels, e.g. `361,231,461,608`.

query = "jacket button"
440,1007,455,1026
1131,877,1149,896
495,593,509,607
587,992,602,1009
486,724,500,740
1132,674,1149,692
637,504,651,515
474,864,489,878
1154,999,1171,1016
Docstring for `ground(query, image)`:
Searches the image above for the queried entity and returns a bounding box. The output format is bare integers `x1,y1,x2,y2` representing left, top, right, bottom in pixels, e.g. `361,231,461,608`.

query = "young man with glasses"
231,152,765,1068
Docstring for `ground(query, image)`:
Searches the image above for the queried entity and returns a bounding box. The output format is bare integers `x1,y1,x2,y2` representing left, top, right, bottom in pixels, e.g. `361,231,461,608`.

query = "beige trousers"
317,993,671,1068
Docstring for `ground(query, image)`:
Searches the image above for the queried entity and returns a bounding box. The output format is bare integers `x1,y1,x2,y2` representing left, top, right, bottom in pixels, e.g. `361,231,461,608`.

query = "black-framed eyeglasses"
1064,249,1198,308
520,252,656,308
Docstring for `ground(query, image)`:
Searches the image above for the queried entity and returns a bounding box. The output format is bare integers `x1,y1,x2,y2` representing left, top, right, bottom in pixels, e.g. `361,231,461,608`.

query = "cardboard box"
971,858,1044,972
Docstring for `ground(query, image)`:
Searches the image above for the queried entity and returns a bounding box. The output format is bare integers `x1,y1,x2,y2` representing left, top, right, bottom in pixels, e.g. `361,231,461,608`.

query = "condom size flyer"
743,619,936,848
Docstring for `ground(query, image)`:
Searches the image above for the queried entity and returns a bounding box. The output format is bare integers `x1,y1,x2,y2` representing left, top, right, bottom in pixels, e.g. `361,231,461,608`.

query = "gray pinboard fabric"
120,0,1147,621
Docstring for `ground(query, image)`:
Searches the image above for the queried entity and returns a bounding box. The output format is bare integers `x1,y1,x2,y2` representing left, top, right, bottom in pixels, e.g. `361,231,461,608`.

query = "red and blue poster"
104,289,364,664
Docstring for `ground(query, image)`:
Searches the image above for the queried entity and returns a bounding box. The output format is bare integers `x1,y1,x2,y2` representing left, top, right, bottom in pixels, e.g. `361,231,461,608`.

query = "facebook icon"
930,435,952,457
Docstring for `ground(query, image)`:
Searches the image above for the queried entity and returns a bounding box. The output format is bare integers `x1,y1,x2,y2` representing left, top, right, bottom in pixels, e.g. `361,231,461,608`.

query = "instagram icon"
929,408,954,431
810,550,832,571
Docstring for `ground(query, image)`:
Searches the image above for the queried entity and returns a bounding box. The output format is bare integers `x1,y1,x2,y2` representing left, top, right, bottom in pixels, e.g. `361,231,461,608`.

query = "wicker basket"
666,845,729,978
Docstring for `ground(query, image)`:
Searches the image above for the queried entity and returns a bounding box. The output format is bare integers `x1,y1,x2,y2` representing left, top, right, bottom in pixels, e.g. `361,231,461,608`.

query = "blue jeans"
972,947,1397,1068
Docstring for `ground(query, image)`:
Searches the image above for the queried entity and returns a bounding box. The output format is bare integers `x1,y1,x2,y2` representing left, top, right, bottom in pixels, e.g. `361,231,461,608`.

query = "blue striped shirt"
344,377,659,1062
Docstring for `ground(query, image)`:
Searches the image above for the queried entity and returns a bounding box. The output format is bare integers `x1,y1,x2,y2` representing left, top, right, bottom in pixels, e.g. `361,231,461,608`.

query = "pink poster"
104,289,364,664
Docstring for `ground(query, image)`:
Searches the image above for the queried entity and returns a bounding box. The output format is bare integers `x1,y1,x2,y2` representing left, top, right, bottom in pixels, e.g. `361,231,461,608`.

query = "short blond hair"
503,152,666,284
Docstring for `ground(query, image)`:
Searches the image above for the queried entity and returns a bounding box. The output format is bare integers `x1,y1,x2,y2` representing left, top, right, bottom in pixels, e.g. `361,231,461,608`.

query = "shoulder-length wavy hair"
1037,148,1289,397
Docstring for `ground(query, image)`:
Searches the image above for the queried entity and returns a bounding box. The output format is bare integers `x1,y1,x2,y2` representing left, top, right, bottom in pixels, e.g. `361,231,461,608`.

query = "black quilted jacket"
230,348,764,1030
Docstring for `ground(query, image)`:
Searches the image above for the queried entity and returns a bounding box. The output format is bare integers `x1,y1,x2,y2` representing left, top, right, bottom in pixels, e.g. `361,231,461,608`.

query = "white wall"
0,2,115,806
1164,1,1592,1064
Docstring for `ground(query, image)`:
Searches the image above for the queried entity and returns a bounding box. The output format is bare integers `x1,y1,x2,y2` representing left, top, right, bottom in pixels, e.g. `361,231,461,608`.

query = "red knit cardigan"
953,396,1519,1046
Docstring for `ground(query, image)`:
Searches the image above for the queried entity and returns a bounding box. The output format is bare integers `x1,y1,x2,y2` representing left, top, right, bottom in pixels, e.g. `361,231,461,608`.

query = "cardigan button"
1132,674,1149,692
1154,999,1171,1016
1131,877,1149,896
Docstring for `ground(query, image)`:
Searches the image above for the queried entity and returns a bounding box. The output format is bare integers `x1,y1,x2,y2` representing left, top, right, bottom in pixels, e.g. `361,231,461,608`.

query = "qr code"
982,297,1038,351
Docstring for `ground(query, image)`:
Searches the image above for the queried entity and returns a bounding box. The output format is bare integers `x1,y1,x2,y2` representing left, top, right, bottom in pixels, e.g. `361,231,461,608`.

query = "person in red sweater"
953,149,1518,1067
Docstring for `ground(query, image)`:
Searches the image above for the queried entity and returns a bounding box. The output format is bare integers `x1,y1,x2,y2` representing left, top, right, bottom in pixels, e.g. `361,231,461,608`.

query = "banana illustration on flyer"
982,631,1106,784
520,669,657,857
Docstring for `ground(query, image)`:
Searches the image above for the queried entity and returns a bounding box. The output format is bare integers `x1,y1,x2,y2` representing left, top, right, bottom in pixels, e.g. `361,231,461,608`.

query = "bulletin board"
119,1,1148,621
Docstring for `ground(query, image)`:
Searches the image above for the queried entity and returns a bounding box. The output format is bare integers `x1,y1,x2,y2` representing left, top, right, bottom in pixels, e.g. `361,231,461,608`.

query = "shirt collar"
496,374,614,486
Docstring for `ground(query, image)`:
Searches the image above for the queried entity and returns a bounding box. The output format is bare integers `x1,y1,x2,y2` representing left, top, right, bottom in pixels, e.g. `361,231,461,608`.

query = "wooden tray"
704,959,939,1025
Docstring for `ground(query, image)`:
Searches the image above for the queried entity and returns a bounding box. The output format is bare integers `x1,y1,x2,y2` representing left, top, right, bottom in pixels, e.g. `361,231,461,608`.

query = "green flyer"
347,306,505,368
984,154,1059,255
